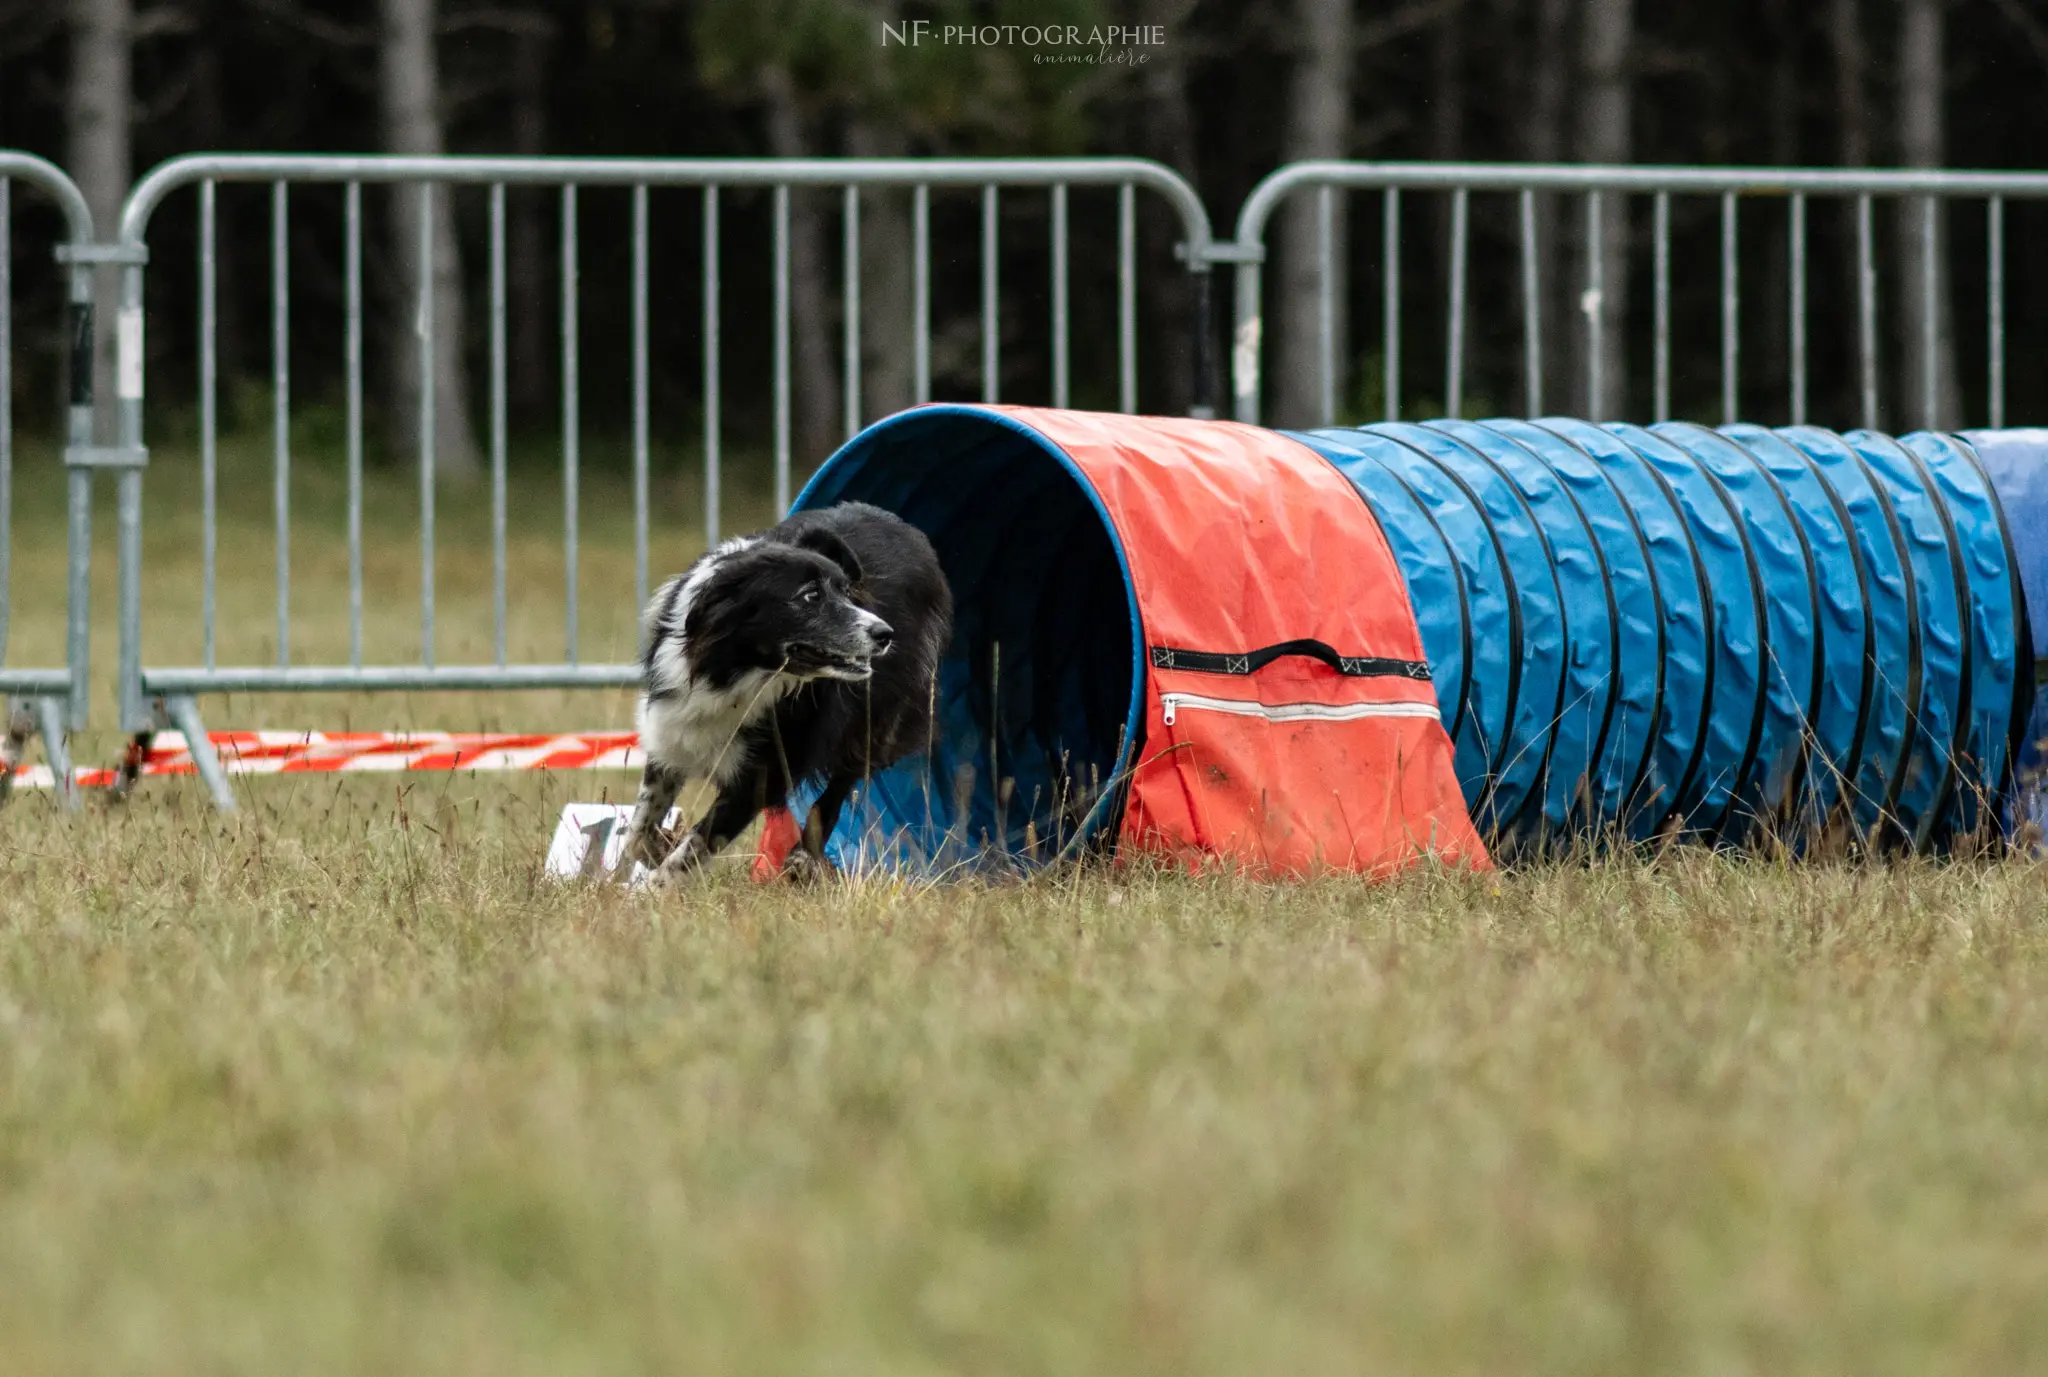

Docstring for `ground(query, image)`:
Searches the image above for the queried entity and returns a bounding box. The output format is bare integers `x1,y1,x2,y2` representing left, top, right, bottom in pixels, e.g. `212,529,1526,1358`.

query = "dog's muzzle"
858,610,894,657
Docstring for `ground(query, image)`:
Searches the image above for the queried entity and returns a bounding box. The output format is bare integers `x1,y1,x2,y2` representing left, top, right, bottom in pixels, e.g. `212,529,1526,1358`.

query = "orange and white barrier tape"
7,730,644,791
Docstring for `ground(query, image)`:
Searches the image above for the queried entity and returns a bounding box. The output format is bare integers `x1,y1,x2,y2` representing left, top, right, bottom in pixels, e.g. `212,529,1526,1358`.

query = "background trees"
6,0,2047,465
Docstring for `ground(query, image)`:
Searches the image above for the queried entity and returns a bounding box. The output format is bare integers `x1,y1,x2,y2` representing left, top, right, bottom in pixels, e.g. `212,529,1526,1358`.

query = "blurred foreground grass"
5,775,2048,1375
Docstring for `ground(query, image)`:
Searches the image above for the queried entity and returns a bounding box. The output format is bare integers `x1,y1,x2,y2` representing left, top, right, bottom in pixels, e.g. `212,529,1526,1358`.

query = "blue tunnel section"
787,405,1144,873
1288,421,2030,856
1957,430,2048,839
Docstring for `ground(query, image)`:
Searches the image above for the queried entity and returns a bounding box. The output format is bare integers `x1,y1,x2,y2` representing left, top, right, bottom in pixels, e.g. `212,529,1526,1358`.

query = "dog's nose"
869,623,894,652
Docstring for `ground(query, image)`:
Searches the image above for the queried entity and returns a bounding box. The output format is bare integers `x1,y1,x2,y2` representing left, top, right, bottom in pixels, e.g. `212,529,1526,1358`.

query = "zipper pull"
1162,695,1177,725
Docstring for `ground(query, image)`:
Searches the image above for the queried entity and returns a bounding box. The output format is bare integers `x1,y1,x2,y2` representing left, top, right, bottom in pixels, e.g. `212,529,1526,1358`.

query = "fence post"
1189,266,1215,420
0,151,104,809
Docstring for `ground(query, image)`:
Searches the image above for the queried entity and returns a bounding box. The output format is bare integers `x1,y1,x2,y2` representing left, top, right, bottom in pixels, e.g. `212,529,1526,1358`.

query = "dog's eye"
799,585,822,605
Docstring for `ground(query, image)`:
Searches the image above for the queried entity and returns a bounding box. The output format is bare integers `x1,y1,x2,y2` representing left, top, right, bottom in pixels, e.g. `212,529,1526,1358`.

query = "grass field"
7,435,2048,1374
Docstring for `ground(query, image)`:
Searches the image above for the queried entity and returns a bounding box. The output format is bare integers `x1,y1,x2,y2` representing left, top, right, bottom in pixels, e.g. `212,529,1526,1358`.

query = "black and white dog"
621,501,952,881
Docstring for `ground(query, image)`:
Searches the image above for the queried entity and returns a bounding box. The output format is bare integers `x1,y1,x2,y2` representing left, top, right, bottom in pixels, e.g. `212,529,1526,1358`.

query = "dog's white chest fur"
636,670,793,786
635,537,799,785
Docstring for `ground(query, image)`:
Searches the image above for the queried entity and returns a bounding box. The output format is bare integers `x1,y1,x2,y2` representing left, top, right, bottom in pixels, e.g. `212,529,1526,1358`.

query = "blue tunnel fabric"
1288,421,2030,855
1650,423,1818,840
1898,432,2022,842
1366,423,1570,839
1952,430,2044,837
1845,430,1967,848
1520,420,1711,841
1485,422,1661,836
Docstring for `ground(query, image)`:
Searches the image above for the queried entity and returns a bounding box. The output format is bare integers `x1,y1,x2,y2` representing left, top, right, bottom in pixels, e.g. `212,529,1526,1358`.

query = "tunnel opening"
789,405,1141,871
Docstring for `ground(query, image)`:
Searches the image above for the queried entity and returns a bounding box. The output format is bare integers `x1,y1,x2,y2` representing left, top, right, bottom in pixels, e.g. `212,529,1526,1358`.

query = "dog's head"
684,527,893,684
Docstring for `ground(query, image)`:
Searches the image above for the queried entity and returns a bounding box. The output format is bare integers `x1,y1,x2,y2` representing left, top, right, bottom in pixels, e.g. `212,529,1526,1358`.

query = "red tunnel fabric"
993,407,1489,877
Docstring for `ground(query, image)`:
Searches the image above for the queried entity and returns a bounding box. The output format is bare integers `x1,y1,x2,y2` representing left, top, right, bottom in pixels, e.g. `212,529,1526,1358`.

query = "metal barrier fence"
0,151,96,809
108,155,1218,807
1224,162,2048,431
9,150,2048,812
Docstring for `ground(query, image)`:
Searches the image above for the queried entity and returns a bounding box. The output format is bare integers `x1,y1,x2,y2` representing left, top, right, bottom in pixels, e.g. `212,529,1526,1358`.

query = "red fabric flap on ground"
991,407,1489,877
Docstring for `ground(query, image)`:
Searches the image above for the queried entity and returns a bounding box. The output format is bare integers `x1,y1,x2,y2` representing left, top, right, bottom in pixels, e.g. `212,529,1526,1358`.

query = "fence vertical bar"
1118,183,1136,413
1383,187,1400,422
419,184,436,668
1307,185,1330,426
114,255,141,733
631,184,648,609
272,181,290,667
1520,187,1540,415
1722,191,1738,426
560,183,577,666
842,184,859,439
773,185,792,515
1232,243,1262,426
1857,194,1878,430
1584,191,1603,421
0,179,9,668
1989,196,2005,430
1652,192,1670,422
487,184,506,667
1920,195,1938,429
1447,186,1468,419
982,184,999,404
200,179,217,669
1052,182,1070,409
345,181,364,667
913,184,930,407
1789,192,1807,426
704,184,722,547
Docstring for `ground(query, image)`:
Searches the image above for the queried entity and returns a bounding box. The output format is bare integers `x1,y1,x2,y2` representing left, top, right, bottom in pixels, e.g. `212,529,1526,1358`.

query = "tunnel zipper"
1159,694,1442,727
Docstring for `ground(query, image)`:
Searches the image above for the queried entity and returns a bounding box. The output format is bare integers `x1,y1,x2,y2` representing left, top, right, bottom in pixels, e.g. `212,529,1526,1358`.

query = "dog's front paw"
616,824,674,877
781,847,838,886
651,830,712,884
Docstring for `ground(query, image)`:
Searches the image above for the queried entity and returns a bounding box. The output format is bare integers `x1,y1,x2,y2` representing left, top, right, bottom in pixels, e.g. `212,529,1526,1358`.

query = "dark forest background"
5,0,2048,479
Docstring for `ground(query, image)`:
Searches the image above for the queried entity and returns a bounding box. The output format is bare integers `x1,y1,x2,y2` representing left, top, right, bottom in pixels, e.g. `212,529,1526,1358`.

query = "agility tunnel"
774,405,2046,873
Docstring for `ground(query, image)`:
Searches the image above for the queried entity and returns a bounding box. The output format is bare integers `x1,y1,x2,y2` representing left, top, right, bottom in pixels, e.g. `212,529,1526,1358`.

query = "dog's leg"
785,771,859,883
657,768,772,881
0,702,31,809
620,760,685,873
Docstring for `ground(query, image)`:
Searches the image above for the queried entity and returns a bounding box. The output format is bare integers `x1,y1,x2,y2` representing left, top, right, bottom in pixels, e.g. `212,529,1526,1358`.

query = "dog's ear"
793,526,864,586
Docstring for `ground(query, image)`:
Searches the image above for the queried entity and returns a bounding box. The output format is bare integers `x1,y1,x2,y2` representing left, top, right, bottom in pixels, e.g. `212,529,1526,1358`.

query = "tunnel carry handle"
1149,640,1432,680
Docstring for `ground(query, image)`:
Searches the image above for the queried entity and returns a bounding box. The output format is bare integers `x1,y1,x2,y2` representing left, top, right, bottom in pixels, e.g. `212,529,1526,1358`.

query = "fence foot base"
33,697,77,811
162,696,237,812
0,701,29,808
0,697,77,812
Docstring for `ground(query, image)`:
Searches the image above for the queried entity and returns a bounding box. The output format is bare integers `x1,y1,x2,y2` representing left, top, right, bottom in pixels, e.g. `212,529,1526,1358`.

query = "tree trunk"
1761,0,1799,415
1132,0,1199,417
508,19,549,416
762,67,839,464
846,120,915,421
1575,0,1632,420
1896,0,1961,429
1831,0,1872,169
379,0,479,479
66,0,129,438
189,12,242,405
1525,0,1571,414
1430,4,1464,415
1830,0,1874,424
1275,0,1352,428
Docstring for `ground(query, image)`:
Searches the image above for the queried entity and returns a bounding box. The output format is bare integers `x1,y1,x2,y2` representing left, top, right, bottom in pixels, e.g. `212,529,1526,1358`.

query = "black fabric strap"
1150,639,1431,681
